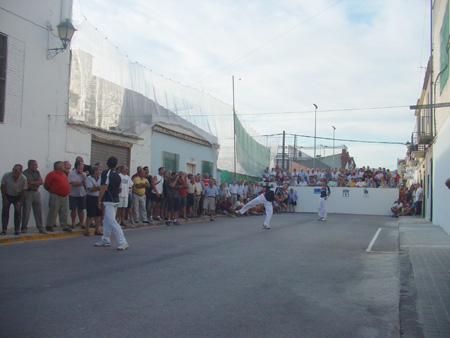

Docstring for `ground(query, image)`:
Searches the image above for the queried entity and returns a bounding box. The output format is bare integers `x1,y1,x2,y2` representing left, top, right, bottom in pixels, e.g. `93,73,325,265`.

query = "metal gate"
162,151,179,172
91,140,130,168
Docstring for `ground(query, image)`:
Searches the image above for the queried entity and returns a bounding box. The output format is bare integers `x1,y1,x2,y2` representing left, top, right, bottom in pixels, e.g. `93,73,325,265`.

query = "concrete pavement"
0,216,213,245
2,213,449,337
399,216,450,338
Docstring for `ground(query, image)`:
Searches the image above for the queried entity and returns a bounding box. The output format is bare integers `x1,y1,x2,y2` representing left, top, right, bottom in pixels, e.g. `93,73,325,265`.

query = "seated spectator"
400,203,415,216
297,178,308,187
347,178,356,187
378,179,388,188
234,196,245,216
327,178,338,187
391,200,403,217
247,204,265,215
219,196,235,217
355,178,366,188
367,178,377,188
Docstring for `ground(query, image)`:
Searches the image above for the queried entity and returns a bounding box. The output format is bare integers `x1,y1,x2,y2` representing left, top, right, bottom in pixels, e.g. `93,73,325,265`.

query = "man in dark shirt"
165,172,183,226
95,157,129,250
219,196,235,217
318,182,331,221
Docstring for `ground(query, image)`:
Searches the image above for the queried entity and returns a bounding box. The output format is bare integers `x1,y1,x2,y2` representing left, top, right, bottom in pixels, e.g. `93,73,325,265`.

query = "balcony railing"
416,109,433,144
409,132,427,159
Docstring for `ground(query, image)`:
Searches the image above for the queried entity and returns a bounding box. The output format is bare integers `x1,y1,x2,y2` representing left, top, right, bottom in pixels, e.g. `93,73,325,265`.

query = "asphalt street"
0,213,401,338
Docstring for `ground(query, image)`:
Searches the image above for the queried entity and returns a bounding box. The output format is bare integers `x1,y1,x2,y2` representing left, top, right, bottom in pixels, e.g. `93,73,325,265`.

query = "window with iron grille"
202,161,213,177
0,34,7,123
163,151,179,172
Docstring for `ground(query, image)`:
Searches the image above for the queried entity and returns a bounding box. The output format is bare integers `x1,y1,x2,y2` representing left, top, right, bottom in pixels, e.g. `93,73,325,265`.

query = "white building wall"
0,0,73,175
432,115,450,233
428,0,450,233
150,131,217,177
0,1,74,228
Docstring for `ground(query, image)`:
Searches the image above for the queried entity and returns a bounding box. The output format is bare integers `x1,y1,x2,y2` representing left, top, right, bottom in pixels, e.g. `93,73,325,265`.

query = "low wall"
290,187,398,216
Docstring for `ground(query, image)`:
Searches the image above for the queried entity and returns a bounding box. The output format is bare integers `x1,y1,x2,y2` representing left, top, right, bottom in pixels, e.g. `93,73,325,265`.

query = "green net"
235,114,270,177
218,170,260,184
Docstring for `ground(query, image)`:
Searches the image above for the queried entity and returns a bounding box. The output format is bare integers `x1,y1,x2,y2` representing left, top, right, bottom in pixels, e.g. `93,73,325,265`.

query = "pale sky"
73,0,430,170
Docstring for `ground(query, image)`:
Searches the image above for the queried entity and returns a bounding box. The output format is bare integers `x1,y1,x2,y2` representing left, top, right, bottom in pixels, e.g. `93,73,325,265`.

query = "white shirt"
119,173,132,197
416,187,423,201
152,174,164,194
229,184,238,194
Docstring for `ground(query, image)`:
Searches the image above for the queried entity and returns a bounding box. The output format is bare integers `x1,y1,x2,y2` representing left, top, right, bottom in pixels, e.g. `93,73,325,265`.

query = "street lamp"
47,19,77,59
332,126,336,168
313,103,318,169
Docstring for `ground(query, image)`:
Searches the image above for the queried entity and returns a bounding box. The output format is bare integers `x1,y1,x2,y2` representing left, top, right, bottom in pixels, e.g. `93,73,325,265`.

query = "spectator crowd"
2,158,420,237
262,166,402,188
1,158,289,236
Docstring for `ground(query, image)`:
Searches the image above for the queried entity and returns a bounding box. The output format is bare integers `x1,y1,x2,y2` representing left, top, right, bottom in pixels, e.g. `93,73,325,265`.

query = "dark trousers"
415,201,422,216
2,194,21,231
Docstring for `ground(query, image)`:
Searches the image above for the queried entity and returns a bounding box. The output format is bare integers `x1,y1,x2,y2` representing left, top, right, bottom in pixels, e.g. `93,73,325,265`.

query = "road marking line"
366,228,382,252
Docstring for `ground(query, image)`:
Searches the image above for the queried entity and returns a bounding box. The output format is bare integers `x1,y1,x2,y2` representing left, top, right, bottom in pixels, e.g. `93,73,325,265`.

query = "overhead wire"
262,133,406,145
50,103,410,117
190,0,345,86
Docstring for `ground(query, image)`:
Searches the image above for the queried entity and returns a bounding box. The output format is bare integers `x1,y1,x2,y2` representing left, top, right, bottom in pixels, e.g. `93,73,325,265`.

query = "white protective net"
69,19,270,176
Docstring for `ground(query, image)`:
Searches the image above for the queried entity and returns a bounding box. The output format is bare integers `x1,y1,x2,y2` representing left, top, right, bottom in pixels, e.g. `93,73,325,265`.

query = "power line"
263,133,406,145
190,0,345,86
50,104,411,118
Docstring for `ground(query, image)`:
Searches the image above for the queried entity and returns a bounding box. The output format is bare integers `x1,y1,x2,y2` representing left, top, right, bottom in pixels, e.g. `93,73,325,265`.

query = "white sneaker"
262,224,271,229
117,242,129,250
321,218,326,222
94,240,111,247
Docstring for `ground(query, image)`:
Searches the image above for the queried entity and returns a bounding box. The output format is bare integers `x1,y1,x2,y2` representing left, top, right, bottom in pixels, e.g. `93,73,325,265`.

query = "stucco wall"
150,130,217,176
432,115,450,233
0,0,72,177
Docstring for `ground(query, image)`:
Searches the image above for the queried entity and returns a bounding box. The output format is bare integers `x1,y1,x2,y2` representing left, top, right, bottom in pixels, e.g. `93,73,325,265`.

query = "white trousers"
239,194,273,226
318,197,327,219
102,202,127,245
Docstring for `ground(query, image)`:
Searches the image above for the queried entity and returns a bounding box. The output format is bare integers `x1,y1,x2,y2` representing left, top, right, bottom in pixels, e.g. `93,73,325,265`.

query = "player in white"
237,183,289,229
318,181,331,221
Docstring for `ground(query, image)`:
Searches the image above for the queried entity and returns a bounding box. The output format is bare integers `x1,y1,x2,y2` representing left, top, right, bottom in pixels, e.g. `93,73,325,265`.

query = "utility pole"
294,134,297,161
232,75,236,180
282,130,286,169
332,126,336,169
313,103,318,169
